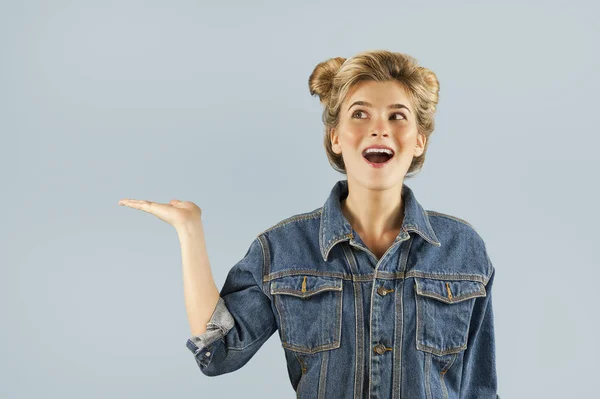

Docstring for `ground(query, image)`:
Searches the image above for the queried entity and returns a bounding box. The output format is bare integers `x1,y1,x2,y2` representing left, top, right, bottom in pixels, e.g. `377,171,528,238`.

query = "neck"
340,177,405,240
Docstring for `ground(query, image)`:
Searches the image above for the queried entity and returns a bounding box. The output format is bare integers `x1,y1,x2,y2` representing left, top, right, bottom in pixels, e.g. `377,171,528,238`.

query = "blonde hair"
308,49,440,177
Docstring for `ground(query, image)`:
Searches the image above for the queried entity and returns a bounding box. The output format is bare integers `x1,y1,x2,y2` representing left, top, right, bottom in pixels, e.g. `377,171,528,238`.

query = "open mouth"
362,150,394,167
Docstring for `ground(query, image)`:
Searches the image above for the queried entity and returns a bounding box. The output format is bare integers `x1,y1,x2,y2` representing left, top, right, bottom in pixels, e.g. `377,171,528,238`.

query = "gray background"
1,0,598,397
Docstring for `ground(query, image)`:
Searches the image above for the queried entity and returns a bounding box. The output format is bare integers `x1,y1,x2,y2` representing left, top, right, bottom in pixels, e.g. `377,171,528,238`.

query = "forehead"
343,80,412,109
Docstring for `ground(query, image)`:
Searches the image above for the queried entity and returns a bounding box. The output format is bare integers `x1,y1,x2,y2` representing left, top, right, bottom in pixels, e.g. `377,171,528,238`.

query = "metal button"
377,286,393,296
373,343,391,355
205,351,211,357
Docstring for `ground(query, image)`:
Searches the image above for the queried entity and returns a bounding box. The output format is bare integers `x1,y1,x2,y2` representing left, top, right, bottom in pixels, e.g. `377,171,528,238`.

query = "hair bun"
308,57,346,105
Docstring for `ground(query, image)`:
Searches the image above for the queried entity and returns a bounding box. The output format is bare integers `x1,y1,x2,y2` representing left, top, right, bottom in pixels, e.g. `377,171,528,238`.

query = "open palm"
118,198,202,230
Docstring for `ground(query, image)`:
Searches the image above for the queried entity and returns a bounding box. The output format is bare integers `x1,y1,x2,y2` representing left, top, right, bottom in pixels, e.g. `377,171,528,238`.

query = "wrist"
176,219,204,237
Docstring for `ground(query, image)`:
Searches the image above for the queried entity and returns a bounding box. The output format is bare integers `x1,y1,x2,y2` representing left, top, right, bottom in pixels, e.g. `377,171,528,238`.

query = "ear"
414,133,426,157
331,128,342,155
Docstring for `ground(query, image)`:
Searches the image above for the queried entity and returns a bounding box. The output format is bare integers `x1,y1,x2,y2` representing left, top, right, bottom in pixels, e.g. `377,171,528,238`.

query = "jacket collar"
319,179,441,261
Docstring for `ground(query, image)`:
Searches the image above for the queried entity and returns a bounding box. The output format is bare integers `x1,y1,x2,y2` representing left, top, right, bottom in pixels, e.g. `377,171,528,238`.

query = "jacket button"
373,343,391,355
377,285,393,296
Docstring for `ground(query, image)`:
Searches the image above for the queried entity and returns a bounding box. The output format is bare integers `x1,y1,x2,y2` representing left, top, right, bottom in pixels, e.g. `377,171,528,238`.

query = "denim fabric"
186,179,499,398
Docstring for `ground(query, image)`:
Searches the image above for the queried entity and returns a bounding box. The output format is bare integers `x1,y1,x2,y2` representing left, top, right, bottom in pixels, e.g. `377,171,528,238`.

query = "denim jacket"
186,179,499,399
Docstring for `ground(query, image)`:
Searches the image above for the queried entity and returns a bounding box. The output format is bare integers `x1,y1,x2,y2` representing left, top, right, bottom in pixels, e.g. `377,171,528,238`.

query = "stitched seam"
425,353,432,399
415,289,486,303
293,352,306,398
265,269,350,282
257,235,271,297
272,285,342,297
265,270,489,283
392,235,412,399
342,242,364,399
272,293,288,347
418,342,467,356
408,271,487,283
440,353,457,399
415,286,422,353
426,210,474,229
259,209,322,235
367,243,390,398
318,350,329,399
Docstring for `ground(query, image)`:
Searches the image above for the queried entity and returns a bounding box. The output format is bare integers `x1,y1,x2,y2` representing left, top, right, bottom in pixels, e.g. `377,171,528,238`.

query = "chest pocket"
270,274,343,355
414,277,487,356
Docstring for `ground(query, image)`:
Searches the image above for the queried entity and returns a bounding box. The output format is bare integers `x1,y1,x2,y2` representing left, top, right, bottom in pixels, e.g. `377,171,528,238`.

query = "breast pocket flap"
270,275,343,298
414,277,486,304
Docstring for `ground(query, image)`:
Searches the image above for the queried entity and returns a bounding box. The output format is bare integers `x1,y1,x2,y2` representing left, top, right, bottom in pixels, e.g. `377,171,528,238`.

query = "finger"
119,199,154,211
119,198,138,206
125,200,172,219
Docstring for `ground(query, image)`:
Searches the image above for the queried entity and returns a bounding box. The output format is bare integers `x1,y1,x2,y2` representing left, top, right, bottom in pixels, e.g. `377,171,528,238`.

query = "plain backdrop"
1,0,598,397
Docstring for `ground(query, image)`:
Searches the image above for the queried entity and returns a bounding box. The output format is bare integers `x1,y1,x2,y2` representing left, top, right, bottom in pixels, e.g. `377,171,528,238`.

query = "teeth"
363,148,393,155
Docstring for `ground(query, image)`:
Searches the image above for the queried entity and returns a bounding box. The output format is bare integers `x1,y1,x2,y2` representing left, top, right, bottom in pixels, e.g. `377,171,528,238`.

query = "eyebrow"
347,100,411,114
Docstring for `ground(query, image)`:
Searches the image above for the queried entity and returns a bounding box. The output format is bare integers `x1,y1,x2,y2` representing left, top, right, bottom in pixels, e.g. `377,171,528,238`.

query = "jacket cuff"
185,297,235,364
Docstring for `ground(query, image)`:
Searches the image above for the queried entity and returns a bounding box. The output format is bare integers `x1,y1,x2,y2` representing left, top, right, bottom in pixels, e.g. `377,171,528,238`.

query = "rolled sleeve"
184,236,278,376
186,297,235,368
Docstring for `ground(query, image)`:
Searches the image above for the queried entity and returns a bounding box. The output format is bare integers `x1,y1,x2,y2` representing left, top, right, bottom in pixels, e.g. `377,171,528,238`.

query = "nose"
370,120,390,137
371,130,389,137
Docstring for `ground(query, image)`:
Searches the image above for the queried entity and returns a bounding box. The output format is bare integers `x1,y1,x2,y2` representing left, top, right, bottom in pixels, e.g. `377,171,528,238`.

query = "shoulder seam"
258,208,322,236
256,235,270,296
426,210,474,229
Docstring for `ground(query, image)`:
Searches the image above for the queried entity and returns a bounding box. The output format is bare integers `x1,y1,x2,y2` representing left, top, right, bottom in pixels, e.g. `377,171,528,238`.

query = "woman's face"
331,80,426,189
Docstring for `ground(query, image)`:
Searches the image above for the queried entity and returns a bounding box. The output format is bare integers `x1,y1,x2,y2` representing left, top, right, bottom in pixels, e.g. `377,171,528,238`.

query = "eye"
351,110,367,119
351,109,406,120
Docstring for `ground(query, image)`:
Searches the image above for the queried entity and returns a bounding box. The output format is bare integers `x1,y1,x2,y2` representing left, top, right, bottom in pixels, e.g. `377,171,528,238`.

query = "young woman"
119,49,499,398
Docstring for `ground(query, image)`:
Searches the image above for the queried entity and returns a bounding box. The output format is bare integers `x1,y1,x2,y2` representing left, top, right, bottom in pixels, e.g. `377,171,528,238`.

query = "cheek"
345,128,365,143
395,136,419,156
397,147,415,160
398,131,419,147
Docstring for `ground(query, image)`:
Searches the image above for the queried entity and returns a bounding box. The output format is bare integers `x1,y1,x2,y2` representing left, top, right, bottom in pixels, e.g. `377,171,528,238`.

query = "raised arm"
118,197,278,376
177,221,222,337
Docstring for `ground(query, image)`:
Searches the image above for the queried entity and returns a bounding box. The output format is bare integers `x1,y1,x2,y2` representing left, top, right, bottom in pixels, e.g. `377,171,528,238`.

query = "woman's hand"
118,198,202,231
